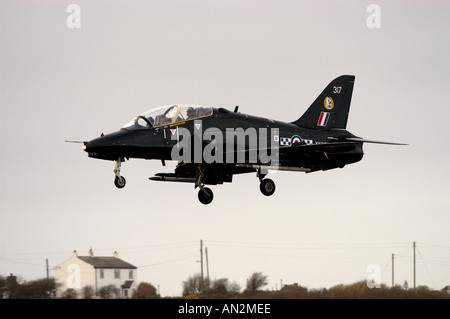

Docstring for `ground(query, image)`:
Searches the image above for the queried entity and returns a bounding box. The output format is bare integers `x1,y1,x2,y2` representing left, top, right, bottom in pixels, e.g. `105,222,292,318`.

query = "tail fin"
292,75,355,130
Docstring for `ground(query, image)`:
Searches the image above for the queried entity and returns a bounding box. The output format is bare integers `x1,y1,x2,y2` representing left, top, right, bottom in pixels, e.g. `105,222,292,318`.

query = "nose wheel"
113,159,126,189
114,176,126,189
198,187,214,205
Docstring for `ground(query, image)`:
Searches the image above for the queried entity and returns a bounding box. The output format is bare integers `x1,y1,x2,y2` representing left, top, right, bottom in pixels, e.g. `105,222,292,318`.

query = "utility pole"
46,259,49,280
391,254,394,287
200,240,204,294
205,247,210,280
413,241,416,289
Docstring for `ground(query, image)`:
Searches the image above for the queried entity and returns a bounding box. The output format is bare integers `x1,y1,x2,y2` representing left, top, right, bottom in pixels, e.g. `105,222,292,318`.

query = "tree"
182,273,210,297
81,285,95,299
16,278,57,299
442,285,450,294
133,282,158,299
3,274,20,298
182,274,241,299
206,278,241,298
0,276,8,298
279,283,308,298
211,278,229,295
61,288,78,299
98,284,117,299
245,272,268,296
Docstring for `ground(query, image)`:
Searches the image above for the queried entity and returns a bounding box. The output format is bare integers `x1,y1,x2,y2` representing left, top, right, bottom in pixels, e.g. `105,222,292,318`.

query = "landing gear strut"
196,164,214,205
257,168,275,196
113,158,126,189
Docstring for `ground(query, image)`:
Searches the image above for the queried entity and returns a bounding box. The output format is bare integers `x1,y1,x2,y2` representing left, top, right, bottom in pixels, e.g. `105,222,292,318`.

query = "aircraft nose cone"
83,137,106,158
84,137,103,151
83,131,126,160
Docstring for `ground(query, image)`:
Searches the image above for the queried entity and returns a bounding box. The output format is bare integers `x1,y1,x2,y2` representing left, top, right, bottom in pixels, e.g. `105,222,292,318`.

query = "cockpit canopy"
122,104,213,130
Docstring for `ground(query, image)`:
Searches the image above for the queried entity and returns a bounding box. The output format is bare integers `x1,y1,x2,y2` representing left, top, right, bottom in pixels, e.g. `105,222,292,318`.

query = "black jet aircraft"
75,75,405,204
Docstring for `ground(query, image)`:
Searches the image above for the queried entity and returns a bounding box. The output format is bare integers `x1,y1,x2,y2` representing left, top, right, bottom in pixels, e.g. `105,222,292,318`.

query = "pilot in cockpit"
186,107,196,120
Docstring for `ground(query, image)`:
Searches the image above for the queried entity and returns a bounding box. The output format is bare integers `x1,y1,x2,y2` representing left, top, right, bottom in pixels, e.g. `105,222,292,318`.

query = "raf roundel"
291,135,302,144
324,96,334,110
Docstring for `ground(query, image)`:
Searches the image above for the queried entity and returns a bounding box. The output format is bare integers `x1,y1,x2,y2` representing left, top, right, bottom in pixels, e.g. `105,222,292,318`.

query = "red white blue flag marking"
317,112,330,127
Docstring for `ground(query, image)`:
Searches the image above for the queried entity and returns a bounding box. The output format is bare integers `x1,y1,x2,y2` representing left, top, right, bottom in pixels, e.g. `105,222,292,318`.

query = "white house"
54,250,137,298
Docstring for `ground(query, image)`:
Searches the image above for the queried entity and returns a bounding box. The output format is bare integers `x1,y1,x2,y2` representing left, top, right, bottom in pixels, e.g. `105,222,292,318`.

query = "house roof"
78,256,137,269
122,280,134,289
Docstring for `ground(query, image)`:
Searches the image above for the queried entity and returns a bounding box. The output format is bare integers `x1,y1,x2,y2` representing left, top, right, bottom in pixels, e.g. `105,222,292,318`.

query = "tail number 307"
333,86,342,94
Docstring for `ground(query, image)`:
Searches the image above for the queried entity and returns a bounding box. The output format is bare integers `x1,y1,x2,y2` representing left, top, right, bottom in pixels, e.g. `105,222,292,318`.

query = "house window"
129,270,133,279
114,269,120,279
100,269,104,279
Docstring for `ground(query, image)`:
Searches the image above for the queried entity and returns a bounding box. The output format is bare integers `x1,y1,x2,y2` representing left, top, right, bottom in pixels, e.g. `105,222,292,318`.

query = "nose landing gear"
195,164,214,205
198,187,214,205
113,159,126,189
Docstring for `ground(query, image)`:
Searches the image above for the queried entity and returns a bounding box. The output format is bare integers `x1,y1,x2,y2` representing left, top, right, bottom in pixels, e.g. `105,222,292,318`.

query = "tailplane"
292,75,355,130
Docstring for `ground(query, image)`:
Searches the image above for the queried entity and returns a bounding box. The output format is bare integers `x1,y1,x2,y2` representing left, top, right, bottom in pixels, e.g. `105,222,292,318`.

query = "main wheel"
198,187,214,205
260,178,275,196
114,176,126,189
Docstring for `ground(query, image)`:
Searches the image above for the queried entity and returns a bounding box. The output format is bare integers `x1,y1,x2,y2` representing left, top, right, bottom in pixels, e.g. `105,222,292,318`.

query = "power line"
0,257,46,268
208,240,411,250
138,251,198,268
419,242,450,250
0,241,199,258
417,246,437,289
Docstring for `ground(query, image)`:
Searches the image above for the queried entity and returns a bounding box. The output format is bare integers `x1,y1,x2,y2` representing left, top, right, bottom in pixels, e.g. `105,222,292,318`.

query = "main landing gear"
113,159,126,189
257,168,276,197
260,178,276,196
118,161,276,204
195,167,276,204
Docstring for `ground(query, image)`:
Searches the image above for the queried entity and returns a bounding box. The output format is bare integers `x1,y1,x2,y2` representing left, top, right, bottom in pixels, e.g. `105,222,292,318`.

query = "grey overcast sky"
0,0,449,296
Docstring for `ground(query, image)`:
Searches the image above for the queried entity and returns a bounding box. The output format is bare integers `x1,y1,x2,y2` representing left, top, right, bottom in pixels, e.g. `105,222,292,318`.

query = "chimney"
113,251,119,258
89,249,94,257
72,250,78,257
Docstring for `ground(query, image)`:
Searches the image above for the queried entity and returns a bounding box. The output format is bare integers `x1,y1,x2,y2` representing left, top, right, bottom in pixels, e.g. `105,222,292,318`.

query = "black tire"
260,178,275,196
114,176,126,189
198,187,214,205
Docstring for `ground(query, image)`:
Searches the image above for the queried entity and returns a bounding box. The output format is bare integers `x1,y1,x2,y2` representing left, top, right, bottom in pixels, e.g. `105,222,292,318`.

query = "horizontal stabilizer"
284,141,360,150
344,138,408,145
